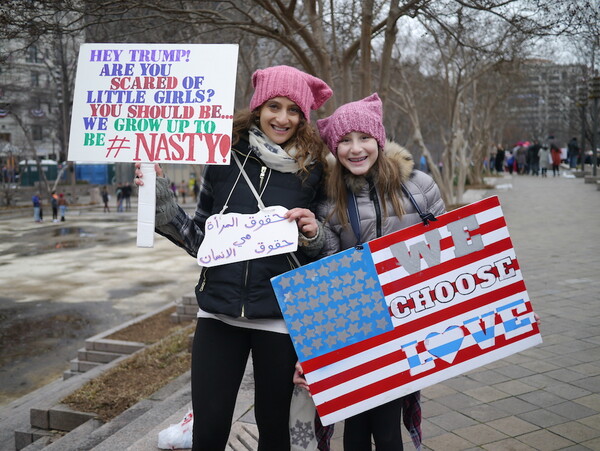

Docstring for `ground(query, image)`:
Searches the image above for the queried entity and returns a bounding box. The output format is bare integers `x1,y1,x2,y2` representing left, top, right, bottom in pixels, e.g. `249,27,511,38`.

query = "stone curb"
65,302,179,380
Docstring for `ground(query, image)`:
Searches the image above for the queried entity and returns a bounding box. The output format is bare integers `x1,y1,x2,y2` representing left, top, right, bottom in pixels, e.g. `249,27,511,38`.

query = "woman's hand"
293,361,310,391
134,162,163,186
285,208,318,238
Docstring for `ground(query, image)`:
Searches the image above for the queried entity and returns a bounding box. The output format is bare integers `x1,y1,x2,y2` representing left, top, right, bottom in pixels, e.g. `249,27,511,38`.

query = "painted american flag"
271,196,542,426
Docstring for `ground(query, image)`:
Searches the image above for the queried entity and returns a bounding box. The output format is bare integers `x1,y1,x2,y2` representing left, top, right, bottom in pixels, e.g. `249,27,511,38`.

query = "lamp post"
590,77,600,177
577,85,588,171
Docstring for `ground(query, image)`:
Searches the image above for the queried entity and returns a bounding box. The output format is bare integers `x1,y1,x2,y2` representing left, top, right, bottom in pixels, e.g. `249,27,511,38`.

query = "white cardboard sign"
197,206,298,267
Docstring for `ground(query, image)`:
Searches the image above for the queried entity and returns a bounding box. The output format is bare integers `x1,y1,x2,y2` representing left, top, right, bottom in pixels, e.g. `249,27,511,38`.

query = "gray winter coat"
318,141,446,255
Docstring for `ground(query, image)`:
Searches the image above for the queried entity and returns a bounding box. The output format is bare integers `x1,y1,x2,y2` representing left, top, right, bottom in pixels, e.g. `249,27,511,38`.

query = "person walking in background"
538,145,550,177
101,186,110,213
488,149,496,174
419,154,428,173
116,184,124,212
178,180,187,204
188,177,195,199
135,65,332,450
516,144,527,174
506,150,515,174
494,144,505,173
567,137,580,169
295,93,445,451
550,142,562,177
50,191,59,222
32,193,42,222
123,183,132,211
58,193,68,221
527,140,542,176
193,179,200,202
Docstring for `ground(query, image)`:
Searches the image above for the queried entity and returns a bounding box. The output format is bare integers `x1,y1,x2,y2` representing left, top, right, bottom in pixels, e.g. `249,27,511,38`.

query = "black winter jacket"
156,134,323,319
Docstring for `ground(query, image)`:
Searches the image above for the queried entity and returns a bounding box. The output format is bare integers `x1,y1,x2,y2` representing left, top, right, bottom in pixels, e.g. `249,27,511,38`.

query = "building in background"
1,39,63,183
506,60,587,146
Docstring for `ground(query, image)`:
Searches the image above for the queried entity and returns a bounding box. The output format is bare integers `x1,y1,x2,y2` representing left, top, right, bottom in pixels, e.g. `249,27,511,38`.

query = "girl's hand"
134,162,163,186
293,361,310,391
285,208,318,238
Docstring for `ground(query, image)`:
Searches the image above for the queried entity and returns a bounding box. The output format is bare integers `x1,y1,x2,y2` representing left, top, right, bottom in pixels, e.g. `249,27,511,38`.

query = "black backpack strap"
401,184,437,225
346,190,363,249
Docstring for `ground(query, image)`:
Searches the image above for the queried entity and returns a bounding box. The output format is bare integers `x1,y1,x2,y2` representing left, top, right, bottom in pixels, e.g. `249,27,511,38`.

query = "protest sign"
197,206,298,267
271,196,541,426
69,43,238,165
68,43,239,247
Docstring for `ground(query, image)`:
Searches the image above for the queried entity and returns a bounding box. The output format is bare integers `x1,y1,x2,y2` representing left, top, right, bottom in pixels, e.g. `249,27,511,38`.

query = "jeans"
569,155,578,168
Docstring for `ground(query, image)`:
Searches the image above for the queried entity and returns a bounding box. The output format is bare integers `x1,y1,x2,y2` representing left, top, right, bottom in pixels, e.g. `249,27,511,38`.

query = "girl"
135,65,332,450
299,93,445,450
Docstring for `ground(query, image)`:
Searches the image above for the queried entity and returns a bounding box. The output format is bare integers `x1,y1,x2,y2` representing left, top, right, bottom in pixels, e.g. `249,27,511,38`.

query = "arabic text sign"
69,43,238,164
197,206,298,267
271,196,541,426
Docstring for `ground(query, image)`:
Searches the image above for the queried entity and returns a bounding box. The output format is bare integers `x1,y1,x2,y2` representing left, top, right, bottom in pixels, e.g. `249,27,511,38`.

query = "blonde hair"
326,149,405,226
232,109,326,175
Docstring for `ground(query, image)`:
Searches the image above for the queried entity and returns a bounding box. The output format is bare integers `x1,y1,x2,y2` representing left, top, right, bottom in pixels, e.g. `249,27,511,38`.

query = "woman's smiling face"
336,131,379,175
258,97,302,145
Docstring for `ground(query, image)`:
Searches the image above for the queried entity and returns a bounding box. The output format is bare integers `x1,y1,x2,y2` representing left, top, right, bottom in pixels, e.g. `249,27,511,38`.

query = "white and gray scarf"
248,126,311,173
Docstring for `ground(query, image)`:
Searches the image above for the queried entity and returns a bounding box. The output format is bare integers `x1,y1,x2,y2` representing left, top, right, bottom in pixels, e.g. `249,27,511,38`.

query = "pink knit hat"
317,93,386,157
249,65,332,122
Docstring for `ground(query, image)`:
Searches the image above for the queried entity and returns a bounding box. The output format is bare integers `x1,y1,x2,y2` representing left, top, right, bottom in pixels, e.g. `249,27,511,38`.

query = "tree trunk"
360,0,374,97
378,0,400,107
13,112,51,196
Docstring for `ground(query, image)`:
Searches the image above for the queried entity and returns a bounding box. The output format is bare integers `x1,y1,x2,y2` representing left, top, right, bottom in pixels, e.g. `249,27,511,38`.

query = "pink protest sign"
68,43,238,165
271,196,542,426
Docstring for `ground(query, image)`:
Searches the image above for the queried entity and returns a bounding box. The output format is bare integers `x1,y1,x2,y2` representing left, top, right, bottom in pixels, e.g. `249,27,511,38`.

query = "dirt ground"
63,307,195,421
0,205,199,405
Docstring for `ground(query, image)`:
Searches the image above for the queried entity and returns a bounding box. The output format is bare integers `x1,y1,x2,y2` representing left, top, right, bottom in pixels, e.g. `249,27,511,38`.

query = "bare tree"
386,5,529,204
2,0,593,203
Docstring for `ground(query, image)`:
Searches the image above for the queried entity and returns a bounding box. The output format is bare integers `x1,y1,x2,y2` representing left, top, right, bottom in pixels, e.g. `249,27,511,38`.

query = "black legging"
191,318,297,450
343,398,404,451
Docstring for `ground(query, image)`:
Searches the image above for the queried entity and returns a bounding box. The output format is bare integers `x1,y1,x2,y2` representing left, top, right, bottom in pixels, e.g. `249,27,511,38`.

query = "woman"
297,93,445,450
136,65,332,450
550,142,562,177
538,145,550,177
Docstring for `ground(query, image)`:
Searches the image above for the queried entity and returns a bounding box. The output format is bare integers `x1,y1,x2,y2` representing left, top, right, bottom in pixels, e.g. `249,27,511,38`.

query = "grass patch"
106,306,181,343
62,324,193,422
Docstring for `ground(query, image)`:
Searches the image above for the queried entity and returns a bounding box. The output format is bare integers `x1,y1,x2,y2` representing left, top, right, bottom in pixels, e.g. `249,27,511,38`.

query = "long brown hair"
326,148,406,226
232,108,327,175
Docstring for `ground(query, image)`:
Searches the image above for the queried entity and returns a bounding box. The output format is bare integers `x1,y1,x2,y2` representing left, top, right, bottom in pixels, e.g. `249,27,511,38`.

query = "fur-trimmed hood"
326,139,415,193
383,140,415,180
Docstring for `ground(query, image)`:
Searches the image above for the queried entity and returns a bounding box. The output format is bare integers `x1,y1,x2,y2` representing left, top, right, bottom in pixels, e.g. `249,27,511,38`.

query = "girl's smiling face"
336,131,379,175
258,97,302,144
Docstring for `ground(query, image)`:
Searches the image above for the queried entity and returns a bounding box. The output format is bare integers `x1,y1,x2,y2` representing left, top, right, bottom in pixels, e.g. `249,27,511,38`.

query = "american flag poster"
271,196,541,426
